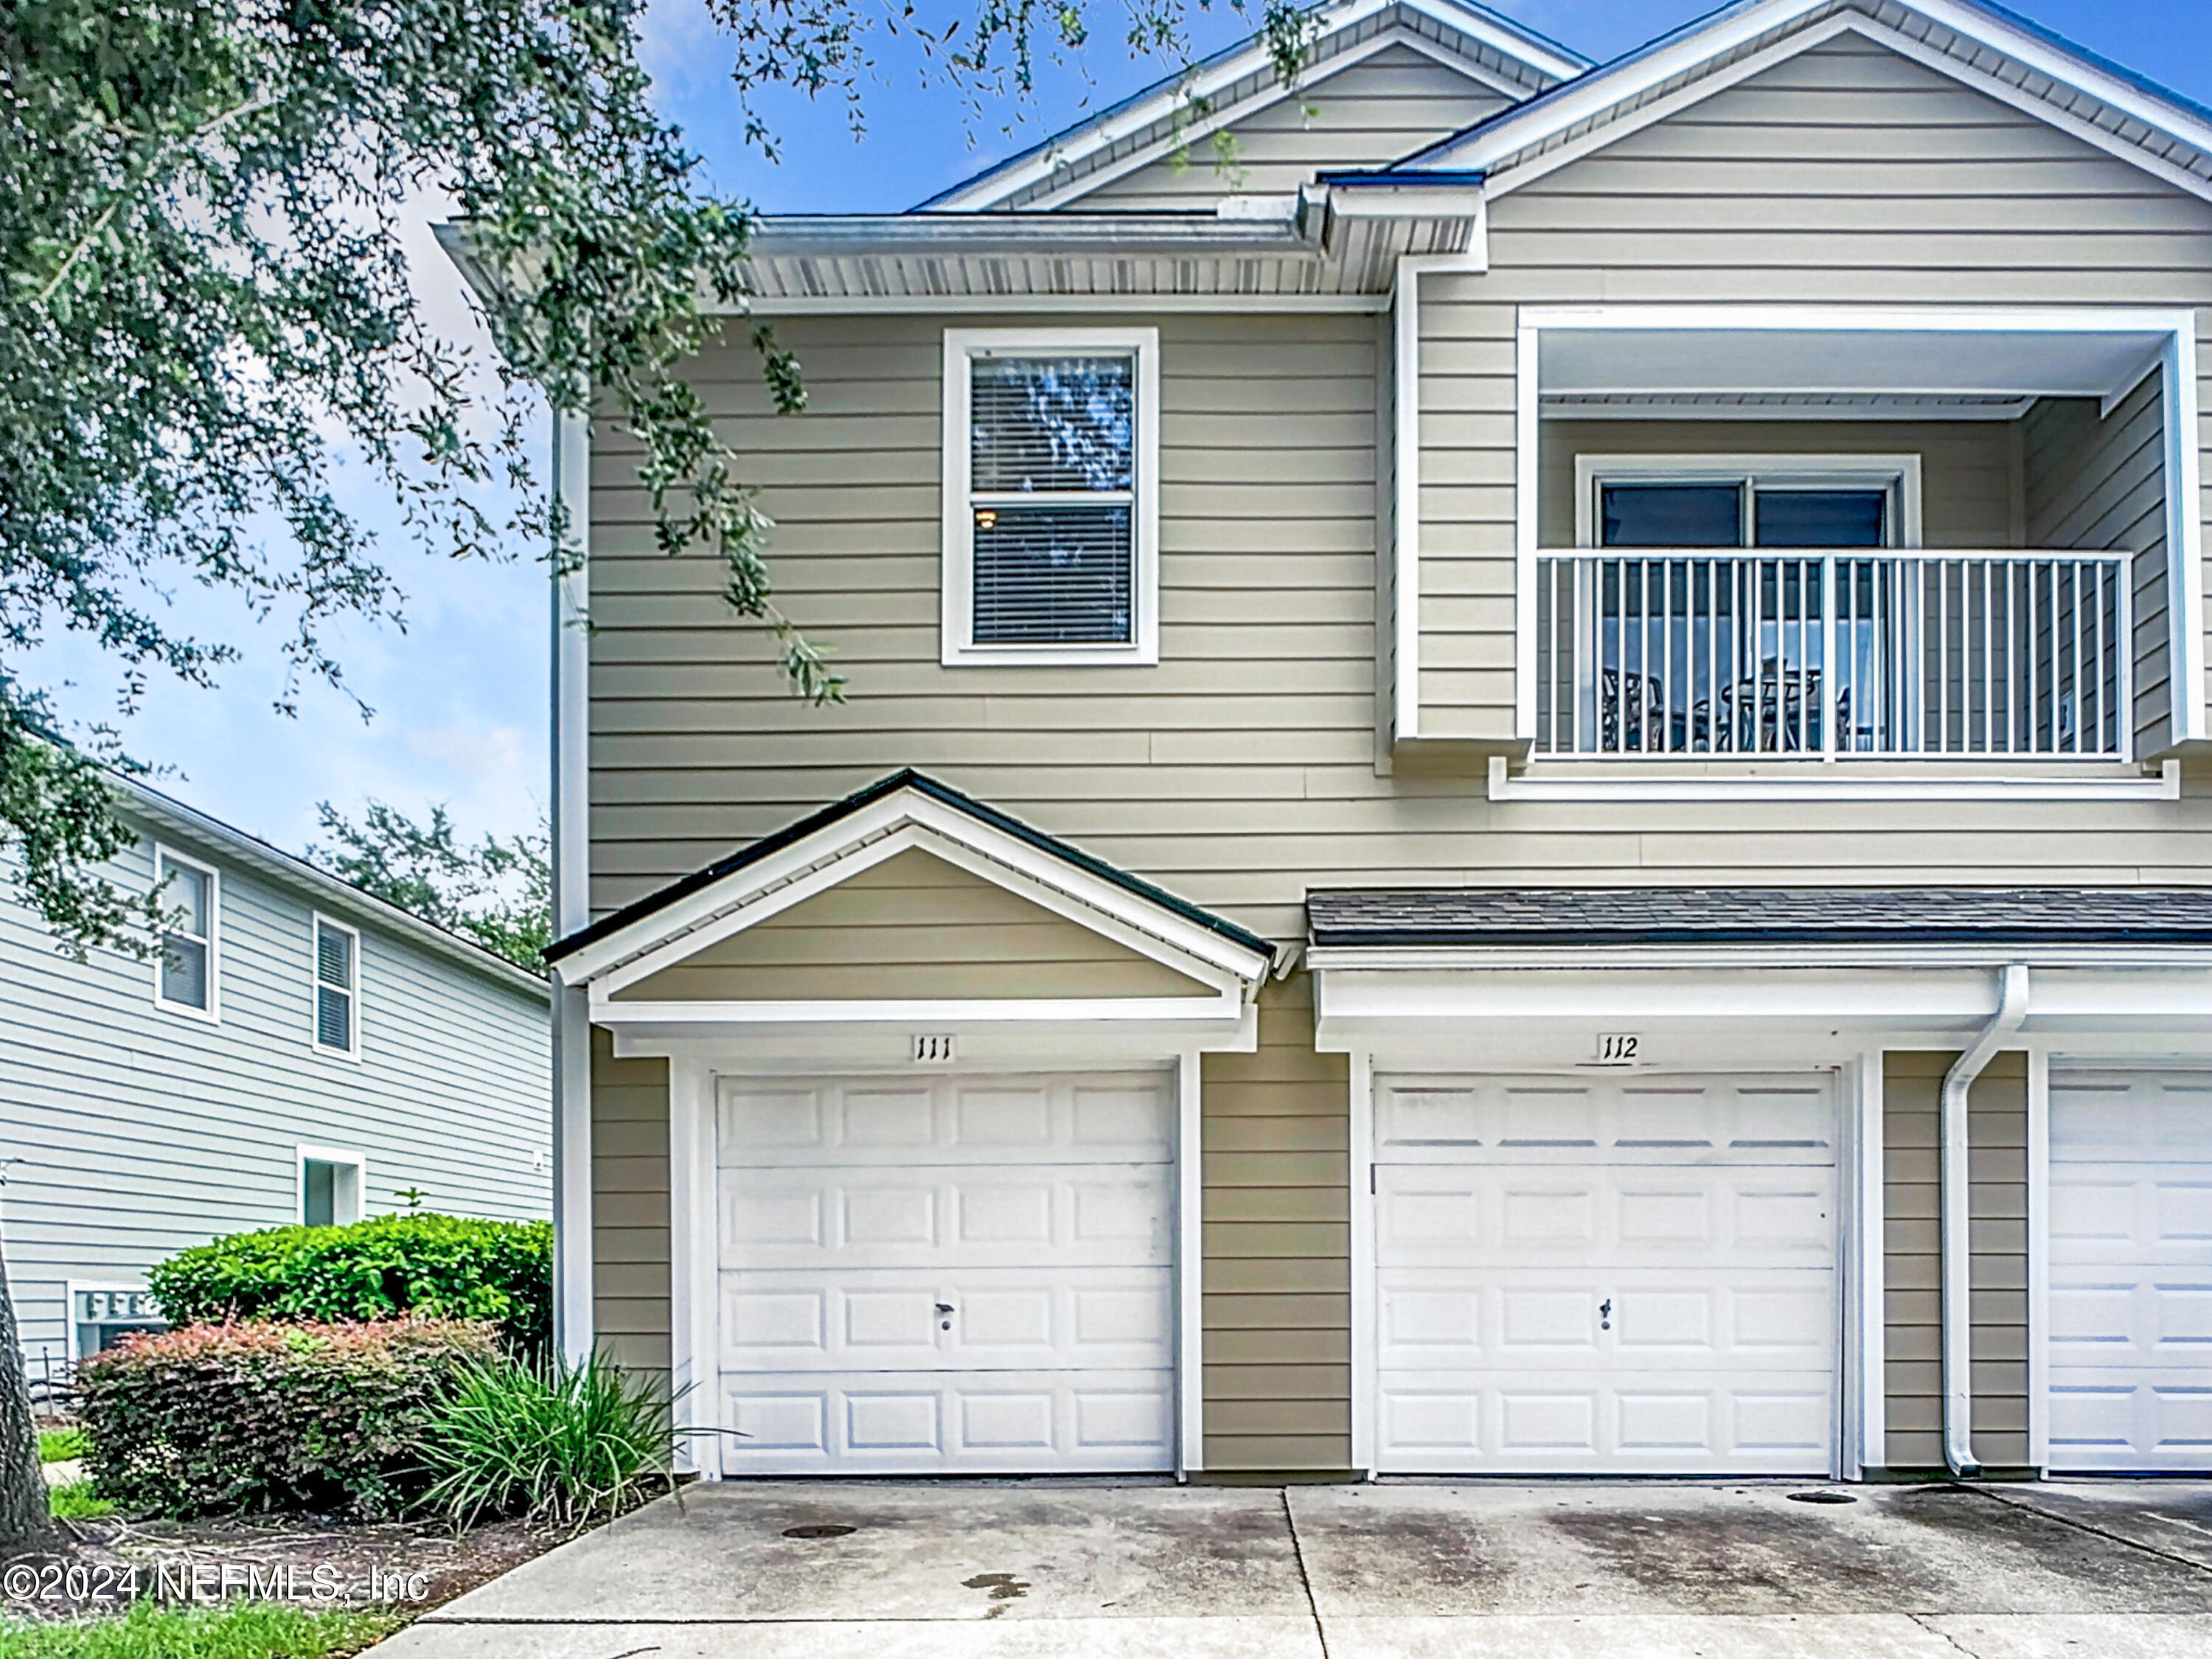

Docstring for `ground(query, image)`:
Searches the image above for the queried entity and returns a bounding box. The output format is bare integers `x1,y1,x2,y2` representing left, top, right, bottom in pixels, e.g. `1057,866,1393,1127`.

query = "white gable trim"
554,789,1273,998
929,0,1582,212
1022,27,1525,213
1414,0,2212,206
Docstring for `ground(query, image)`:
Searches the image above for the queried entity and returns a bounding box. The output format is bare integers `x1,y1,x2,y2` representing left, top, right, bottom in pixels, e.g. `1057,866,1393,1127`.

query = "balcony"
1532,552,2129,759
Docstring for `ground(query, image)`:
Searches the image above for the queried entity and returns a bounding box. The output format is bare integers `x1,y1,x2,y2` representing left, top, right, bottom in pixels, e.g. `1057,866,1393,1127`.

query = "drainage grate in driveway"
782,1523,858,1539
1785,1491,1858,1505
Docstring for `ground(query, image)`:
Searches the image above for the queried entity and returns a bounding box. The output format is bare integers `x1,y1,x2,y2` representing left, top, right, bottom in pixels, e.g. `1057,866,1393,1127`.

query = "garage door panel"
1373,1071,1838,1476
1378,1375,1832,1472
2049,1070,2212,1472
1378,1270,1832,1372
1377,1074,1834,1166
723,1267,1174,1372
720,1369,1175,1475
720,1165,1172,1270
1377,1164,1835,1267
718,1074,1172,1167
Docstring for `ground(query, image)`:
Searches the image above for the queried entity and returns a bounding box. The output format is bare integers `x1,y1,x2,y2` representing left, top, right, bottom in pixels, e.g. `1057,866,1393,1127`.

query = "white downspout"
1941,962,2030,1477
550,408,595,1366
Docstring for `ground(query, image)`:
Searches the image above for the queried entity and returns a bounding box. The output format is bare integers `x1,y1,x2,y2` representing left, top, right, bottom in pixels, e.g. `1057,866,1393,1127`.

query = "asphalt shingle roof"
1306,888,2212,948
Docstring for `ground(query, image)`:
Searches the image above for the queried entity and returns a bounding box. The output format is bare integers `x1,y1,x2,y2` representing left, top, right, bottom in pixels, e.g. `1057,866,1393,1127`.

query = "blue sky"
32,0,2212,858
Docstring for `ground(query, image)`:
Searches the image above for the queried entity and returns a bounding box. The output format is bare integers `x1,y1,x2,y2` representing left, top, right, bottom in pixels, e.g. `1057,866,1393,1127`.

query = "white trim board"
1411,1,2212,208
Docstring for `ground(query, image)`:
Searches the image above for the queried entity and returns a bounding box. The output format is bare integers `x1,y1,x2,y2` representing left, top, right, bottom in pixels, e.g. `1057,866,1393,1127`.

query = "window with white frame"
297,1146,364,1227
1575,455,1921,552
313,916,359,1054
153,848,218,1016
941,328,1160,666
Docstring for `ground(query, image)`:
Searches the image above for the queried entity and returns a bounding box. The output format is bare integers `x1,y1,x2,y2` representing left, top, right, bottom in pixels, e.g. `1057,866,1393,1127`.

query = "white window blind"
155,852,215,1013
967,354,1135,645
315,919,356,1052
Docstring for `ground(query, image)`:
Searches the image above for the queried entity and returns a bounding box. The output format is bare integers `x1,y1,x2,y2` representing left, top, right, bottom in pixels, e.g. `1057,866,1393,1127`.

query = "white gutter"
1941,962,2030,1477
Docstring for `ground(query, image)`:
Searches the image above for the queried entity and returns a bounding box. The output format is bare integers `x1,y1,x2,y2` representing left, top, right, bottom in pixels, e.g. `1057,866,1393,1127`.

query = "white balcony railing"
1532,552,2130,758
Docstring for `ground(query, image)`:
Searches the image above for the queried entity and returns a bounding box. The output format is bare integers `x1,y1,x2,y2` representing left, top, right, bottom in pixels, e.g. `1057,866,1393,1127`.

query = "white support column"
550,408,595,1366
1176,1047,1206,1478
1347,1047,1377,1478
667,1058,721,1478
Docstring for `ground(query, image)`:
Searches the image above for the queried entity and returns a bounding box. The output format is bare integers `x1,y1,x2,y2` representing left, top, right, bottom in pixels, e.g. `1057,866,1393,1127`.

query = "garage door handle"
1599,1298,1613,1330
936,1304,954,1315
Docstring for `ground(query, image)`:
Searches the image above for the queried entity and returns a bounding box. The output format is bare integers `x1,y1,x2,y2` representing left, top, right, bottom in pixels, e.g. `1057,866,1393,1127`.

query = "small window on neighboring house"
942,329,1160,667
298,1147,364,1227
153,849,217,1017
313,917,358,1055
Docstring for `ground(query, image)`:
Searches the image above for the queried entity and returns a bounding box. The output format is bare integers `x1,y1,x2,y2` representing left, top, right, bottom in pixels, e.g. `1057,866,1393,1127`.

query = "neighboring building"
477,0,2212,1484
0,777,552,1381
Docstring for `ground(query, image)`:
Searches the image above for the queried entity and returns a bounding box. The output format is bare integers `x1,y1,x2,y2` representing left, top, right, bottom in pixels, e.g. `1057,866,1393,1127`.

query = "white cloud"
406,724,529,779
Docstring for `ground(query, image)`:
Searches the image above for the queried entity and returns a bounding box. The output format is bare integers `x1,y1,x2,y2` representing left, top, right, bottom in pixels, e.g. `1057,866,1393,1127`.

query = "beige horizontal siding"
591,1027,671,1378
1200,972,1352,1472
611,848,1209,1001
2023,378,2173,753
1418,33,2212,742
1540,419,2016,549
1882,1050,2028,1474
1085,44,1509,209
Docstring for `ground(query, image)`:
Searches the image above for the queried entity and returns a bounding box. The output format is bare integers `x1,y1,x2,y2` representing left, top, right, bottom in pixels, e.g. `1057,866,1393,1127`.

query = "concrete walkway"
373,1478,2212,1658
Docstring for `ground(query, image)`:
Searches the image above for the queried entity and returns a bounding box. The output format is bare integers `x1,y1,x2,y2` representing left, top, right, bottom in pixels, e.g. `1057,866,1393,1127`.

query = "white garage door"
2048,1070,2212,1472
715,1071,1177,1474
1374,1072,1838,1475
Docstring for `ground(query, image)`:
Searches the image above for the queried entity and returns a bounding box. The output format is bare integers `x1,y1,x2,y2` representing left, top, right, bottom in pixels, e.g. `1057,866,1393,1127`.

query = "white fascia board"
611,1006,1262,1067
1517,305,2202,338
1436,5,2212,206
931,0,1584,212
1487,755,2183,803
742,293,1394,317
1312,960,2212,1023
593,992,1247,1025
559,790,1270,992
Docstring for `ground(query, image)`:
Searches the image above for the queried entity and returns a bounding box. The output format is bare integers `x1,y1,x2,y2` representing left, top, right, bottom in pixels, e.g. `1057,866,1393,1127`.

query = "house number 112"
1594,1032,1641,1065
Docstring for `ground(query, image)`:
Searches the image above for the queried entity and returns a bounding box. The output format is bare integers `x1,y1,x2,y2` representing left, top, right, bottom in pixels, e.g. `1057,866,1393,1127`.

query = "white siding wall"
0,823,551,1373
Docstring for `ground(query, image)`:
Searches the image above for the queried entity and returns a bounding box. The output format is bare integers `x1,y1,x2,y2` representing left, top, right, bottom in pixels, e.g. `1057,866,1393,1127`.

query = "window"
941,328,1159,666
313,916,359,1055
297,1146,364,1226
153,848,218,1018
1581,456,1919,552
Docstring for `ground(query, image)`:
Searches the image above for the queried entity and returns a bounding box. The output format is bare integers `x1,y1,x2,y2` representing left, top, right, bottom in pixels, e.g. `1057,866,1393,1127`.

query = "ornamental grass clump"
418,1352,680,1534
74,1318,498,1518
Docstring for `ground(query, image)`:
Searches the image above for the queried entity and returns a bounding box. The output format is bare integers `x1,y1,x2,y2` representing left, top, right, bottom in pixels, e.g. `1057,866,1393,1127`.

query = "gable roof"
547,770,1276,991
1397,0,2212,203
919,0,1585,212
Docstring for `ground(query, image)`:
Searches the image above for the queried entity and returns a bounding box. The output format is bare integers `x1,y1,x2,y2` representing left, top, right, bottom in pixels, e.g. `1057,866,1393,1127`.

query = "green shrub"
46,1480,112,1520
75,1318,498,1518
0,1600,400,1659
38,1429,83,1464
146,1214,552,1354
420,1351,680,1533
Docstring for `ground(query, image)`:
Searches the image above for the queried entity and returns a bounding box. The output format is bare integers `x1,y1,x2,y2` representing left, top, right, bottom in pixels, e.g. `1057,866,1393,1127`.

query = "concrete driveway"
374,1478,2212,1658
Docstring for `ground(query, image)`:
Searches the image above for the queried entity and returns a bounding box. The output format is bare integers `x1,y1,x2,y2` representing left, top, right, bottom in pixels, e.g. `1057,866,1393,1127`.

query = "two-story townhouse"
0,776,552,1380
490,0,2212,1485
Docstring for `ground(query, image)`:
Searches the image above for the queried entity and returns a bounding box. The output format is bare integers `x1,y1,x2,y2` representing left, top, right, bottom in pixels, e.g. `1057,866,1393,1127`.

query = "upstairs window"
1587,459,1914,552
313,916,359,1056
942,329,1159,666
153,849,218,1018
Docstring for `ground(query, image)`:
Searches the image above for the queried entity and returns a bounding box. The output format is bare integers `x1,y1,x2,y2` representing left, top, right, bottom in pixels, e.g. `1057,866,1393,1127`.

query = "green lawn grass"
35,1434,83,1467
0,1601,402,1659
45,1483,113,1522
